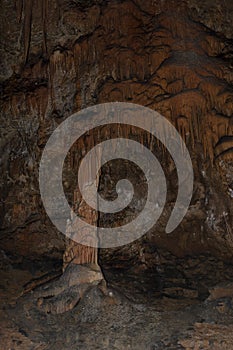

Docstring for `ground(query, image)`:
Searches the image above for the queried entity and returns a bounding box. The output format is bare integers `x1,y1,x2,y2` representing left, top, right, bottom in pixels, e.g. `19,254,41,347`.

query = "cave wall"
0,0,233,264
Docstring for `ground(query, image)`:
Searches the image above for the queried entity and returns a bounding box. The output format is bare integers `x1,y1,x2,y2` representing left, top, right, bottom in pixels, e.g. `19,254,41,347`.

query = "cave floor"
1,259,233,350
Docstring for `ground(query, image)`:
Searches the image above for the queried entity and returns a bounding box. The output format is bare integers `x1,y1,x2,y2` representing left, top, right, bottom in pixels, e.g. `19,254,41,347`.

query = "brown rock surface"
208,281,233,301
0,0,233,349
0,0,233,262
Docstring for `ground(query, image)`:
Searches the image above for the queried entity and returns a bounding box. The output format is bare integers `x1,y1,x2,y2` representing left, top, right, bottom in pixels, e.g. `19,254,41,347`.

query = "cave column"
63,145,101,271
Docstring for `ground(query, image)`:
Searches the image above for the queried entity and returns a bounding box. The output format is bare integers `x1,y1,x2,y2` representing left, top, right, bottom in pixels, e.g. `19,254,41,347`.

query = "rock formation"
0,0,233,348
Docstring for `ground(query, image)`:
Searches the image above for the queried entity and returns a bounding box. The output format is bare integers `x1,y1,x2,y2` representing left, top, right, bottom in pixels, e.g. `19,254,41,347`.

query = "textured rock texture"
1,266,233,349
0,0,233,264
0,0,233,348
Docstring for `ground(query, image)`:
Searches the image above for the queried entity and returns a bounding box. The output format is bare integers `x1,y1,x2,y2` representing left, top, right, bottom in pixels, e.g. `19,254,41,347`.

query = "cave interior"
0,0,233,349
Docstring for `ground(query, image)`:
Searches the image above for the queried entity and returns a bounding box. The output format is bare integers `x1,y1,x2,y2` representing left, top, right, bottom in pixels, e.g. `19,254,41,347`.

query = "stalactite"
95,142,102,183
82,41,89,66
22,0,33,63
204,129,214,165
73,43,82,73
20,0,49,62
48,49,74,110
138,60,145,81
42,0,48,56
191,114,198,142
217,120,229,139
11,95,20,118
176,116,189,144
187,117,193,149
27,94,37,116
16,0,23,23
103,8,119,33
37,87,49,118
197,114,201,142
125,58,131,80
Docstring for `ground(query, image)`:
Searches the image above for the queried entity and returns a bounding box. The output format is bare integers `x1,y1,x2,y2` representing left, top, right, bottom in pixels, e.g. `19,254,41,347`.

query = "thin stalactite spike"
23,0,33,64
